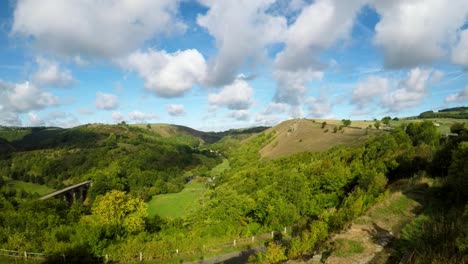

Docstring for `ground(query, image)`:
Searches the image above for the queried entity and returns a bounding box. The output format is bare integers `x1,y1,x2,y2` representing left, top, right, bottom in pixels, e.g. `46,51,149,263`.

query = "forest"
0,119,467,263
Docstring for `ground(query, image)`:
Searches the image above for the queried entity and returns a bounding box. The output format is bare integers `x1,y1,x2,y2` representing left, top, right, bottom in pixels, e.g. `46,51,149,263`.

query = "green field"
390,118,467,134
147,181,206,219
6,180,56,196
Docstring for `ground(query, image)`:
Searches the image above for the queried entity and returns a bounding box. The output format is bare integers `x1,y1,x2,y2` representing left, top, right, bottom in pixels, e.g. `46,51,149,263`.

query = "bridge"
40,181,92,203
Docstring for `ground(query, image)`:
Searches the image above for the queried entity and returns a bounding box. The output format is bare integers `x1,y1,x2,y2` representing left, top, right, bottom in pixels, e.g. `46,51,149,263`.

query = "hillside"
133,123,268,146
259,119,379,159
418,106,468,119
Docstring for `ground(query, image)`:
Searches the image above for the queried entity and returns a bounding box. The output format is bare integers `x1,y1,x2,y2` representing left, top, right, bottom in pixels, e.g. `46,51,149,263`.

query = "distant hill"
419,106,468,119
0,123,268,150
134,123,268,145
259,119,379,159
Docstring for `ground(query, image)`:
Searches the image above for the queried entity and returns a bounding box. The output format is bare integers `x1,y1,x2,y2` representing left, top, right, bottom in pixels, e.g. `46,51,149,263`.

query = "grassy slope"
147,181,206,219
260,119,379,159
5,179,56,195
390,118,468,134
324,177,432,264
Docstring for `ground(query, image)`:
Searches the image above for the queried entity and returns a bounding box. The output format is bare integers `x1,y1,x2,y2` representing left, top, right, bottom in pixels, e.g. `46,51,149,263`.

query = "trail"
323,183,429,264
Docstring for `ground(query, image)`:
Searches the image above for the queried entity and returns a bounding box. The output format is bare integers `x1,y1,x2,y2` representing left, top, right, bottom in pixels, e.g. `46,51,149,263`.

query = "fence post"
139,252,143,261
271,231,274,239
284,227,287,234
176,249,179,255
233,240,236,247
105,254,109,263
24,251,27,259
252,236,255,242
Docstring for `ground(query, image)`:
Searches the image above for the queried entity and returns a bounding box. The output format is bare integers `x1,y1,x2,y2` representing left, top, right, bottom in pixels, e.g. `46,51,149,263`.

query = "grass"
334,239,364,257
147,181,206,219
209,159,230,177
389,118,468,134
260,119,378,159
5,180,55,196
0,128,32,142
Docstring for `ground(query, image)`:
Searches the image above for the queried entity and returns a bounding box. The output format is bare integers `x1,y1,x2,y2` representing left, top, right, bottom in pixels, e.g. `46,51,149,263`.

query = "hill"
133,123,268,146
259,119,379,159
418,106,468,119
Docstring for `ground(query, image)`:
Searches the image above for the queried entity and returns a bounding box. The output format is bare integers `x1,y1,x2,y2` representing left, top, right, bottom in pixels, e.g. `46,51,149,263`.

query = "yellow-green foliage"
92,190,147,234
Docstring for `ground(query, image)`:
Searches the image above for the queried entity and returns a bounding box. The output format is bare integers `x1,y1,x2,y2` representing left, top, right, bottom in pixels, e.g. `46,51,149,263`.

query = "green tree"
448,142,468,201
342,119,351,126
374,121,381,129
92,190,147,234
450,122,466,135
381,116,391,125
321,121,327,129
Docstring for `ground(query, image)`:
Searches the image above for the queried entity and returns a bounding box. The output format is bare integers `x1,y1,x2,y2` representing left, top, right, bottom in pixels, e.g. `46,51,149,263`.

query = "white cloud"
122,49,206,98
275,0,365,72
445,86,468,103
208,78,254,110
12,0,185,58
372,0,468,68
263,102,288,115
78,107,93,115
383,68,441,111
166,104,186,116
45,111,80,128
273,69,323,107
128,111,158,123
351,76,390,109
305,96,333,118
33,57,74,88
27,112,45,126
112,111,124,123
452,29,468,68
255,114,282,126
228,110,250,121
0,81,59,113
198,0,287,86
95,92,118,110
272,0,365,113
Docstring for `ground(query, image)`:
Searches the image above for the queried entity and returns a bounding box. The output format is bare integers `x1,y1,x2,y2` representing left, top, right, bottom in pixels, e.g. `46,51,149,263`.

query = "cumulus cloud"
11,0,185,58
208,78,254,110
166,104,186,116
46,111,80,128
228,110,250,121
27,112,45,126
78,107,93,115
372,0,468,68
33,57,75,88
255,114,282,126
273,69,323,106
112,111,124,123
128,111,158,123
262,102,288,115
305,96,333,118
351,76,390,109
121,49,206,98
383,68,441,111
275,0,365,72
198,0,287,86
445,86,468,103
452,29,468,68
95,92,118,110
272,0,365,114
0,81,59,113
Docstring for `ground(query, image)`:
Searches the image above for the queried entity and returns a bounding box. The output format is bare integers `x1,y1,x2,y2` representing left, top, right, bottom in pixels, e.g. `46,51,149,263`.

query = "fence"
0,225,299,263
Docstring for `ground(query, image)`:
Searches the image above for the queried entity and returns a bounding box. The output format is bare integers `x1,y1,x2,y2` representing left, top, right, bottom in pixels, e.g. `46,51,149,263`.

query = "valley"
0,108,467,263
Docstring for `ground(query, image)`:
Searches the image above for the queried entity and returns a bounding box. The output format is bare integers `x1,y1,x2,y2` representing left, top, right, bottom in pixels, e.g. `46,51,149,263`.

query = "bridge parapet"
40,181,92,203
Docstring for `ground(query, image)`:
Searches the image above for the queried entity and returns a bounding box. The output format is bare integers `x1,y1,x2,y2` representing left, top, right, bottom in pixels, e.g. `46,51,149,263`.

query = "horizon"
1,0,468,131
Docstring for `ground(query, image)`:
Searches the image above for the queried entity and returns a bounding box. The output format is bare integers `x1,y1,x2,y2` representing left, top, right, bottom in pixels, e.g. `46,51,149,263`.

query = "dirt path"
322,182,429,264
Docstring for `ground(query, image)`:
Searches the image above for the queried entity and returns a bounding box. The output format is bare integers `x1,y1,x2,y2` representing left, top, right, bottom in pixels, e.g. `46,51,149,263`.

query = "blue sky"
0,0,467,131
